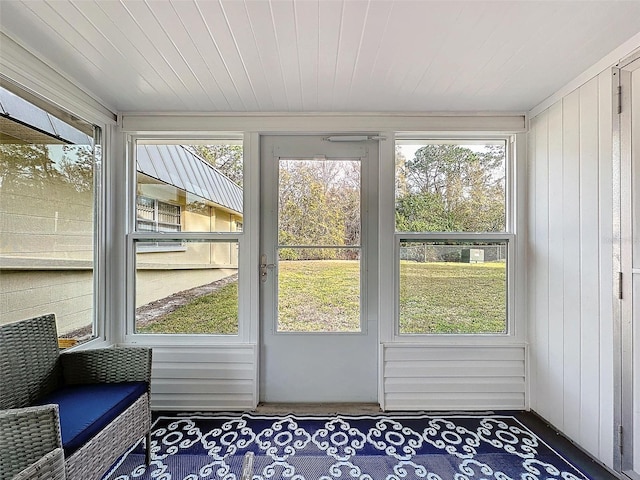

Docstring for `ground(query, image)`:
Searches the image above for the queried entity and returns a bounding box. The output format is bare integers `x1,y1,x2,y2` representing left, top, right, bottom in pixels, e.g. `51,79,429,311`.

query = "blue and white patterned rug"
103,413,590,480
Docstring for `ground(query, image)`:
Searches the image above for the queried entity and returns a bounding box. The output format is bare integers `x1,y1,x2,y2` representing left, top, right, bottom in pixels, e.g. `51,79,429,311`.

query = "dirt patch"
135,274,238,328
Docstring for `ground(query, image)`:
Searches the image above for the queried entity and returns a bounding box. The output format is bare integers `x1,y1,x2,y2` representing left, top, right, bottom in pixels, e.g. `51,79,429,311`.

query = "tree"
0,144,57,191
278,160,360,260
190,145,243,187
395,191,456,232
0,143,95,194
395,145,408,197
58,145,94,192
396,144,505,232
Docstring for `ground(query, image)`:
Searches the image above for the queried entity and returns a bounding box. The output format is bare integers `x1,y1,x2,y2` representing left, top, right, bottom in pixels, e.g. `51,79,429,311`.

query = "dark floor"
512,411,618,480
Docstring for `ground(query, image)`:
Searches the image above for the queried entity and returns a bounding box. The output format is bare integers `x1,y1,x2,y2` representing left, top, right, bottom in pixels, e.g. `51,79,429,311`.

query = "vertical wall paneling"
546,100,565,429
527,69,616,468
531,114,550,415
562,89,582,441
578,77,601,454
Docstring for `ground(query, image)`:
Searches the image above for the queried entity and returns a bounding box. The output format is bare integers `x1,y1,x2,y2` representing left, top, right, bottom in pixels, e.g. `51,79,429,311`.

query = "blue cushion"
34,382,147,456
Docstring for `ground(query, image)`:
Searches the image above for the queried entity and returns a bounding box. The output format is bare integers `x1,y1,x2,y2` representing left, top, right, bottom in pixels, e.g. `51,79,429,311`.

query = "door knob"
260,254,275,282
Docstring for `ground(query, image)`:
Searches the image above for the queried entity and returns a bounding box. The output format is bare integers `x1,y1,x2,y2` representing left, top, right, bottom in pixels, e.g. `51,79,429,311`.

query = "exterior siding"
135,268,236,308
0,164,94,334
527,71,615,467
381,345,526,410
0,270,92,334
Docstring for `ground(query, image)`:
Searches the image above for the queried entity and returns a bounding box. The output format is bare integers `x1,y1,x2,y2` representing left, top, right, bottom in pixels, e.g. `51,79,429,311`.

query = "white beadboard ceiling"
1,0,640,114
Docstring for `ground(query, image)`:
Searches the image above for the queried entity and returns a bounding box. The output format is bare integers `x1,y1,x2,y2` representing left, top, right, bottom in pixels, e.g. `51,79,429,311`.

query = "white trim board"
120,113,526,134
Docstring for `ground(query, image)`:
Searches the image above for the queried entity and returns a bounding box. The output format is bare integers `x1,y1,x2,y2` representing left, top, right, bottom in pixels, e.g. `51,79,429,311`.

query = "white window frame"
125,134,249,345
389,135,519,344
0,84,108,347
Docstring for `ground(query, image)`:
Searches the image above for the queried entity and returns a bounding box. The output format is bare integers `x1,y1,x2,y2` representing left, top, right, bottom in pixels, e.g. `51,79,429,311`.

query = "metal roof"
137,145,243,215
0,87,92,145
0,86,241,215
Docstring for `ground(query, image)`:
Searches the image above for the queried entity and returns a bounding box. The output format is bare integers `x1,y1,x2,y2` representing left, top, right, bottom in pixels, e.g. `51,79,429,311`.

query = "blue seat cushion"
34,381,147,456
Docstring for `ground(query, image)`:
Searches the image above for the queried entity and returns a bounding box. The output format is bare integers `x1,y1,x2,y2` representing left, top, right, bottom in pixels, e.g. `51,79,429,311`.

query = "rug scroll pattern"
103,414,590,480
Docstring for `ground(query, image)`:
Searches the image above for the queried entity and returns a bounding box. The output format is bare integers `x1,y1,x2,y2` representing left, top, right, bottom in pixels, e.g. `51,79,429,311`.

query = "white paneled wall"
527,71,615,467
149,345,257,410
382,345,526,411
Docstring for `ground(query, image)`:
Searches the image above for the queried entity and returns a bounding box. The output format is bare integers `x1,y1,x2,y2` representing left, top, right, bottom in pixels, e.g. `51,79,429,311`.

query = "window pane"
278,159,361,246
399,241,507,334
136,142,243,234
395,141,506,232
277,248,360,333
135,239,239,335
0,87,97,345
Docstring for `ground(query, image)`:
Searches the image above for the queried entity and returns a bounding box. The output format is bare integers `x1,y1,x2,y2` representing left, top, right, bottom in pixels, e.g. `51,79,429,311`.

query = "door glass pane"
277,158,362,332
135,239,239,334
277,248,360,332
278,159,360,246
399,240,507,334
0,86,98,346
136,142,243,234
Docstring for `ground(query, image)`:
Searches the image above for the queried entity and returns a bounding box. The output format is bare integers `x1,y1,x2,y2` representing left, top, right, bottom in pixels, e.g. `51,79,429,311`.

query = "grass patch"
138,261,506,335
137,282,238,334
400,261,506,334
277,260,360,332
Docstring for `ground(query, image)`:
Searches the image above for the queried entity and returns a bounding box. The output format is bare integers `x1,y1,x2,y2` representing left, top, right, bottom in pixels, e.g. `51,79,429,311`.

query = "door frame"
614,52,640,479
258,134,380,404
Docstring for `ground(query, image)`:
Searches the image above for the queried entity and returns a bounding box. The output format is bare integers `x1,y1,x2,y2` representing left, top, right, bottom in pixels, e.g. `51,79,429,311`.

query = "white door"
259,135,378,403
619,55,640,479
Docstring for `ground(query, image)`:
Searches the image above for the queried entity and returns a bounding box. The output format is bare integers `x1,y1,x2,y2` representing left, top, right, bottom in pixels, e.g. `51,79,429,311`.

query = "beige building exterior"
1,135,242,336
135,173,242,307
0,140,95,335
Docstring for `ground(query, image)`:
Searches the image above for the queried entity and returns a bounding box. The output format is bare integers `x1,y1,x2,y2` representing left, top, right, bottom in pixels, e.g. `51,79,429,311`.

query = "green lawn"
137,260,506,334
278,260,360,332
399,261,506,334
137,282,239,334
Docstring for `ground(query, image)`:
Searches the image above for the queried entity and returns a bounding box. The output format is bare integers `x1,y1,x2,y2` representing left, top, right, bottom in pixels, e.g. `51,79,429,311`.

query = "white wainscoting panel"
527,70,615,468
149,344,257,410
381,344,526,411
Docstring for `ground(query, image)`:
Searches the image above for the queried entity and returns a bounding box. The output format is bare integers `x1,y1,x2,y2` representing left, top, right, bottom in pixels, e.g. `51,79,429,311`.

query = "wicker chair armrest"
11,448,65,480
60,347,152,385
0,405,63,480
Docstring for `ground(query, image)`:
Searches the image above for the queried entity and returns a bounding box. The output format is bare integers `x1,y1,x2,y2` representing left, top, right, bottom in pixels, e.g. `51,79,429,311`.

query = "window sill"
136,246,187,253
386,334,525,346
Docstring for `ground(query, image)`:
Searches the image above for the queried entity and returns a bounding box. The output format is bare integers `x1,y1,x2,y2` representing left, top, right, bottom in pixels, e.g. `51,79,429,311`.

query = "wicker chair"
0,405,66,480
0,314,152,480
